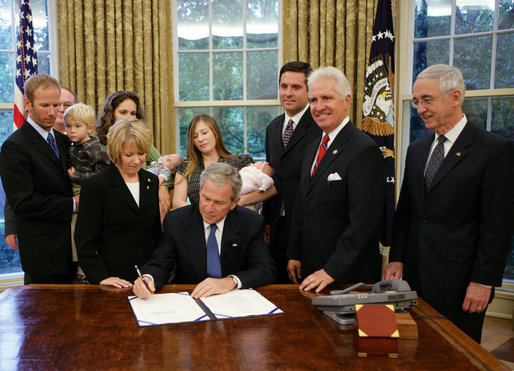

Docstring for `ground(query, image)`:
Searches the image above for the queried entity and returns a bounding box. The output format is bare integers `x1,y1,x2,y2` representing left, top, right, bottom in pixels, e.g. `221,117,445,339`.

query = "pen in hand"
134,265,153,295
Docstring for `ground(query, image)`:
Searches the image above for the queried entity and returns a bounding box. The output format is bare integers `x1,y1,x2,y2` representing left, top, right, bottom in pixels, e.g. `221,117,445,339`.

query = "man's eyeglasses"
410,90,453,109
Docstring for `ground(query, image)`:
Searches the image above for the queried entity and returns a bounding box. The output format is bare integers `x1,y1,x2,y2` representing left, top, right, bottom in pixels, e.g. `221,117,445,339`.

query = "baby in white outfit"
239,161,274,195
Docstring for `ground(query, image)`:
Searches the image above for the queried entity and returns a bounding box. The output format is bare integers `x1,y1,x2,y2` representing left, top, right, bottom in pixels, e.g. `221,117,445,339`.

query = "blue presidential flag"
362,0,395,250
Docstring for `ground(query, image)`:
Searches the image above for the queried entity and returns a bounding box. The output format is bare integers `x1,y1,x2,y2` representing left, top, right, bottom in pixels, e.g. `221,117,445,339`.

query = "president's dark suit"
263,109,321,281
142,204,276,290
390,121,513,340
75,164,161,284
0,121,74,278
288,121,385,283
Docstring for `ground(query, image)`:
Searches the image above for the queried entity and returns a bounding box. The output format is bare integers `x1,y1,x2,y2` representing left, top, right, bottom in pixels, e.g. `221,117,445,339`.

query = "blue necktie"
206,224,222,278
47,132,60,159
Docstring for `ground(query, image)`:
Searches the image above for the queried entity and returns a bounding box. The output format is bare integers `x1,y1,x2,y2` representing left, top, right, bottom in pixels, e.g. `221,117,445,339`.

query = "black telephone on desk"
312,279,418,325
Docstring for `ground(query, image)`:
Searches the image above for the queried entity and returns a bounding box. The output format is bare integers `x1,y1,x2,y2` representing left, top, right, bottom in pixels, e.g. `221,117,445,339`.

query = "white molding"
47,0,58,77
486,283,514,319
0,274,23,292
399,88,514,101
395,0,414,196
175,99,279,107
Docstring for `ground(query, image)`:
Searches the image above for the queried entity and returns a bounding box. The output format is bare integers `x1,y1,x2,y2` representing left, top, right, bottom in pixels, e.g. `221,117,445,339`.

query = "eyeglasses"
410,90,453,109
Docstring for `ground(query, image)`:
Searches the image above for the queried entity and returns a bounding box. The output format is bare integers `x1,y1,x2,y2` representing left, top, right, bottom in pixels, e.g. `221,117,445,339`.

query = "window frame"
396,0,514,185
171,0,282,159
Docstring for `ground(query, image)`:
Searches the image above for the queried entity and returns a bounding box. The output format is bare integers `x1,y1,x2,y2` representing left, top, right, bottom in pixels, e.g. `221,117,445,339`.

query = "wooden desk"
0,285,506,370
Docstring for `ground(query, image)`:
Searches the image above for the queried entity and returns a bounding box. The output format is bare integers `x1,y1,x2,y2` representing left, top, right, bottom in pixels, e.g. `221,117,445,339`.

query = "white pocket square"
327,172,342,181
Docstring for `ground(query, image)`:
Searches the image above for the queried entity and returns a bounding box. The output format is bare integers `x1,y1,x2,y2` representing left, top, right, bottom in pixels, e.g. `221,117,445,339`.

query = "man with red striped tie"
287,66,385,292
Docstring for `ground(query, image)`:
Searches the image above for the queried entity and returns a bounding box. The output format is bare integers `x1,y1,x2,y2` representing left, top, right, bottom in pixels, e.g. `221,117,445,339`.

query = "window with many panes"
398,0,513,281
0,0,55,277
174,0,281,159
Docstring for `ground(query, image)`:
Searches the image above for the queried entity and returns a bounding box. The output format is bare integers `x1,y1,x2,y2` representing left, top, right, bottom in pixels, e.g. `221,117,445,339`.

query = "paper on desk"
128,289,283,327
129,292,209,326
202,289,283,319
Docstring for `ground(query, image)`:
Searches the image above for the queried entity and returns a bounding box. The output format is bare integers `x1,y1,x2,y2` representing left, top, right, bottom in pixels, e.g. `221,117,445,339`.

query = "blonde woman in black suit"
75,118,161,287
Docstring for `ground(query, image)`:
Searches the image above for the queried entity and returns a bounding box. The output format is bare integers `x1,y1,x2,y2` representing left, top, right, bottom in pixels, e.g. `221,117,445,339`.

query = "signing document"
129,289,283,327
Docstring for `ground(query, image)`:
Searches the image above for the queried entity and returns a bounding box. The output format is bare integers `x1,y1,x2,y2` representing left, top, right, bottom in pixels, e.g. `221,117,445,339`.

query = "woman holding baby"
172,114,276,209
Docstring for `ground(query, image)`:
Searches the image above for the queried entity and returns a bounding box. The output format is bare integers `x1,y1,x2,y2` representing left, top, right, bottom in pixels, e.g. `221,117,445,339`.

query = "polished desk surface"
0,284,506,370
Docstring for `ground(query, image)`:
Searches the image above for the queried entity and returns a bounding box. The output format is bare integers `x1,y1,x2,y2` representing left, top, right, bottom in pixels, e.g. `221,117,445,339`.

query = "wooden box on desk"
355,304,399,358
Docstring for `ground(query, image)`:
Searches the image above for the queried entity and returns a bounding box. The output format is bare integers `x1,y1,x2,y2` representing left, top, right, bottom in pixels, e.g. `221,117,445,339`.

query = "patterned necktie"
282,119,294,148
206,224,222,278
311,135,330,177
424,135,447,190
278,119,295,215
47,132,60,159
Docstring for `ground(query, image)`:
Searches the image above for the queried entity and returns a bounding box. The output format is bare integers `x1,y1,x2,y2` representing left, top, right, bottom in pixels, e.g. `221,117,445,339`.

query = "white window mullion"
243,107,248,154
11,0,17,66
209,0,213,101
486,0,500,132
490,0,499,91
47,0,58,76
243,0,247,101
486,97,492,131
449,0,456,66
242,0,248,153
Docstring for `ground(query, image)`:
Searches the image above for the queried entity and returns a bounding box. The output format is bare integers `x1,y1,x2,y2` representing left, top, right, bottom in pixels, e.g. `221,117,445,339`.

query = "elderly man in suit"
287,66,385,292
383,64,513,343
263,61,321,283
0,74,77,284
133,162,275,299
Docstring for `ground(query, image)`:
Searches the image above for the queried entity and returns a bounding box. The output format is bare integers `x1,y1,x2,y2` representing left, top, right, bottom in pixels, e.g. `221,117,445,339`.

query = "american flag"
361,0,395,252
14,0,38,130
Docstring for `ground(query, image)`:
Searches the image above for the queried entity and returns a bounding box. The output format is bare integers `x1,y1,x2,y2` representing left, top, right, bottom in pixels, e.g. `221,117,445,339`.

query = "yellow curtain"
57,0,175,154
282,0,378,127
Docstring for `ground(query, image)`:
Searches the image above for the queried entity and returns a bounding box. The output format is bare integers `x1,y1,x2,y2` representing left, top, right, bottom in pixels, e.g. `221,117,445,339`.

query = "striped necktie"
311,134,330,177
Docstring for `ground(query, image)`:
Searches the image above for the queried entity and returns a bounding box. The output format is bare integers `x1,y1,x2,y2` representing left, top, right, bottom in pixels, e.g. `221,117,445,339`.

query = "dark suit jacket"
3,200,16,235
142,204,276,290
263,109,321,225
288,121,385,283
0,121,74,276
75,164,161,284
390,121,514,311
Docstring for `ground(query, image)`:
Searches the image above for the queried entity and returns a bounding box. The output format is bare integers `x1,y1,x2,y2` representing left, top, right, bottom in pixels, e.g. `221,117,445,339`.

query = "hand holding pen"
134,265,155,299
